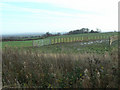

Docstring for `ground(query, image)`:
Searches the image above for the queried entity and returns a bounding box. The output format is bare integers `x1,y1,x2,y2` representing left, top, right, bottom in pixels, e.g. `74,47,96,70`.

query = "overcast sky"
0,0,119,34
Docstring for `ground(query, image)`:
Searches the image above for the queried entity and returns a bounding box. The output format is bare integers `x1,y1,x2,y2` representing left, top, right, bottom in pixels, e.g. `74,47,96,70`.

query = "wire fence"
33,35,118,47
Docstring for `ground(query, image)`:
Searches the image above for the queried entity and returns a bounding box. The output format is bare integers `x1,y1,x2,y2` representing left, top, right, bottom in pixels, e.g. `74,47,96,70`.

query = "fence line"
33,35,117,47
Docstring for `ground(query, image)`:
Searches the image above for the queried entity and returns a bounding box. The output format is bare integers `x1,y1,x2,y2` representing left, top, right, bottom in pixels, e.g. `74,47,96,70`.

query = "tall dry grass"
2,47,119,88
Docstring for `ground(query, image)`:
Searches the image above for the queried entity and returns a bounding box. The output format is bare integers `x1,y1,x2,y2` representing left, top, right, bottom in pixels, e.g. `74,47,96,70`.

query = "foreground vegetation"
2,42,119,88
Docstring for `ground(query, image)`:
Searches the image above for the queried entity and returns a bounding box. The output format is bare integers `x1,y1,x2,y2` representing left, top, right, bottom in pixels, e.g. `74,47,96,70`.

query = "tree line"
66,28,100,35
2,28,101,41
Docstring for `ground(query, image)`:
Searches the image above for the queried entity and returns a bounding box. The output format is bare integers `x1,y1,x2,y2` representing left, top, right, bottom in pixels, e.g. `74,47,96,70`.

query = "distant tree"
90,30,94,33
45,32,52,36
46,32,50,36
90,29,99,33
56,33,61,36
67,28,100,35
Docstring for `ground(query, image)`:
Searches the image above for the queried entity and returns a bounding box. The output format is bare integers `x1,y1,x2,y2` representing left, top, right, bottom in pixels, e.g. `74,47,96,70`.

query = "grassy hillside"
2,32,119,88
2,32,118,48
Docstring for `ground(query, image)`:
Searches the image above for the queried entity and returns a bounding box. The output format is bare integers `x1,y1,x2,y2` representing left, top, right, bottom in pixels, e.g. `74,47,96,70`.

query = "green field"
2,32,118,55
2,32,118,48
2,40,33,48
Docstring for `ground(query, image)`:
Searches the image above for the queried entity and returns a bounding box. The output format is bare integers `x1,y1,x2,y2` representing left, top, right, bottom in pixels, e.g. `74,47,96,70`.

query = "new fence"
33,35,117,47
33,38,51,47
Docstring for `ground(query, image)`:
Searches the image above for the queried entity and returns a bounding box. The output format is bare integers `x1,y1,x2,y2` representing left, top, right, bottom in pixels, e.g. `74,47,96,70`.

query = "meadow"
2,32,119,88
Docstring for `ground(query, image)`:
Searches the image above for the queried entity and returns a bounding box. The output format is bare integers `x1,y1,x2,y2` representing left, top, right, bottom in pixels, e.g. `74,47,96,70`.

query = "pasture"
2,32,118,48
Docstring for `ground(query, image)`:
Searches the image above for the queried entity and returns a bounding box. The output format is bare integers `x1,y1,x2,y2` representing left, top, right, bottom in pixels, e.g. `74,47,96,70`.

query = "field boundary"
33,35,115,47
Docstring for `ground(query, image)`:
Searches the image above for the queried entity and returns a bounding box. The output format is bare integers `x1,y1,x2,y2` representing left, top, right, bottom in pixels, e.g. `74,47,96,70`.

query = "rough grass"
25,40,118,54
2,47,119,88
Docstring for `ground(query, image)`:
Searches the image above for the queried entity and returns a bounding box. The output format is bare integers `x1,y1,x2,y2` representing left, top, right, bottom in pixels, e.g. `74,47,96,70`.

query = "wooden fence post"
109,36,111,45
61,38,63,43
74,37,76,42
51,39,53,44
57,38,58,44
52,39,54,44
32,40,34,46
83,36,84,41
60,38,61,43
71,37,72,42
77,37,79,42
56,38,58,44
65,38,67,42
58,38,60,43
63,38,64,43
109,35,118,46
64,38,65,43
87,36,88,41
55,38,56,44
75,37,77,42
78,37,80,41
54,38,55,44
